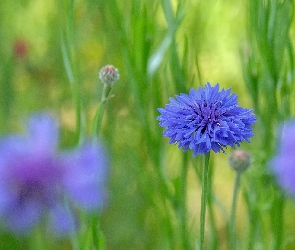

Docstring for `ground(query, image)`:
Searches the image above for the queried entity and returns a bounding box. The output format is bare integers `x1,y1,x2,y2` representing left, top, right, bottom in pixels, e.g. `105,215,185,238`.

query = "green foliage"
0,0,294,249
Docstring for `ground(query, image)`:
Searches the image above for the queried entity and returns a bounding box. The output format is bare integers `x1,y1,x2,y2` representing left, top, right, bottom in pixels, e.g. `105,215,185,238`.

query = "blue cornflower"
270,120,295,197
157,83,256,156
0,113,108,235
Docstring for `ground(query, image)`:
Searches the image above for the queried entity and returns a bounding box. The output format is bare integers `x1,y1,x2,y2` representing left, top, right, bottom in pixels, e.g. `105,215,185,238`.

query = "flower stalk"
92,84,111,137
200,152,210,250
229,171,241,250
93,65,119,137
91,64,119,249
228,150,252,249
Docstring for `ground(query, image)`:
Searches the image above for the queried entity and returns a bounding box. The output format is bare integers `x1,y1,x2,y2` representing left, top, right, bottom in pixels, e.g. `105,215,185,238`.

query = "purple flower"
157,83,256,155
271,120,295,197
0,113,108,235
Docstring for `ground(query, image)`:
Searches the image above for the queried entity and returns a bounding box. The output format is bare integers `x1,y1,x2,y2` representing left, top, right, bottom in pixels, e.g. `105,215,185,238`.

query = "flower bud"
228,150,252,173
99,65,120,86
13,39,28,59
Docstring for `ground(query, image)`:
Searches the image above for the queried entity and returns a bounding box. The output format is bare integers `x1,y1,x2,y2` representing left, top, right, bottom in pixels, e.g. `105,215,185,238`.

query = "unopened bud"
13,39,28,59
229,150,252,173
99,65,120,86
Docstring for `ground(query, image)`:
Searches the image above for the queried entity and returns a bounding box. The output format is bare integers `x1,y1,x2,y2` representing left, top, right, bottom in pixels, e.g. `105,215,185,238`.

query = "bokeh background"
1,0,295,249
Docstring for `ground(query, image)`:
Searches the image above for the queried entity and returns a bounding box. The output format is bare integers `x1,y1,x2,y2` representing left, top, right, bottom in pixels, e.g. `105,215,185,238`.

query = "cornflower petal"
49,204,76,236
63,141,108,211
4,200,42,233
270,121,295,197
26,113,59,154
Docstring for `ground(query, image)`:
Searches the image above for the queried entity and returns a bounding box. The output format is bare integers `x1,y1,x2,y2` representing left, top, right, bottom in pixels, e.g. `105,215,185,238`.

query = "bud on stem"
229,150,252,173
93,65,120,138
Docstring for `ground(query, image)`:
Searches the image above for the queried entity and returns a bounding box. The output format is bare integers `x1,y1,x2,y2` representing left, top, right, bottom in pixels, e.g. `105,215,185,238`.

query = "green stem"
229,172,241,250
91,216,99,249
207,159,218,250
60,0,86,145
68,0,84,144
180,152,189,249
73,77,85,144
91,216,105,250
272,190,285,250
30,222,53,250
90,83,112,249
242,186,258,250
92,83,112,138
200,152,210,250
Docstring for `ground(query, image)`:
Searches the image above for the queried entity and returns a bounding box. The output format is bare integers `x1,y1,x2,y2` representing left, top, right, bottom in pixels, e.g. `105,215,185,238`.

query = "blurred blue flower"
0,113,108,235
271,120,295,197
157,83,256,155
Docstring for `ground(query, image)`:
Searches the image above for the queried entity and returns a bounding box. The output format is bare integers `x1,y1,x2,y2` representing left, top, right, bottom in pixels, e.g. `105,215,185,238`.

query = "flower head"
270,120,295,197
99,65,120,86
157,83,256,156
0,113,108,235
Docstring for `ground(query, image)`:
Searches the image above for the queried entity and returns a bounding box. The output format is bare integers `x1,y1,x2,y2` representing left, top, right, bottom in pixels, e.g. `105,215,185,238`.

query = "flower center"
10,156,63,207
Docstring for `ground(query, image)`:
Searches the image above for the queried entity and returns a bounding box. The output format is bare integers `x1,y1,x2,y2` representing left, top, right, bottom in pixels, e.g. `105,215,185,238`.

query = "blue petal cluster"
157,83,256,155
271,120,295,197
0,113,108,235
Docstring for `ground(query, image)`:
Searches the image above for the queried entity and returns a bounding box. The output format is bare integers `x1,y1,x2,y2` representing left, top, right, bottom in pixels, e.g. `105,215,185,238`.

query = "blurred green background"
1,0,295,249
